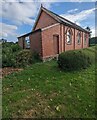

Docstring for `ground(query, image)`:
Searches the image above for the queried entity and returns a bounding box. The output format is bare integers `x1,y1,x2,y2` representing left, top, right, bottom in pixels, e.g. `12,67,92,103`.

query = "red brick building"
18,6,90,61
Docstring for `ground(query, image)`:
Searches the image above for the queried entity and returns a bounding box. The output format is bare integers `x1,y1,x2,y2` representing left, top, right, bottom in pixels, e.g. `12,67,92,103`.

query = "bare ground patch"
1,67,23,78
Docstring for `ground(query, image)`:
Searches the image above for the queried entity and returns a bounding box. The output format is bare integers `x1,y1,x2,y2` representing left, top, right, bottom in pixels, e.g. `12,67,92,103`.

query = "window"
84,34,87,45
78,32,81,44
25,36,30,48
67,30,72,44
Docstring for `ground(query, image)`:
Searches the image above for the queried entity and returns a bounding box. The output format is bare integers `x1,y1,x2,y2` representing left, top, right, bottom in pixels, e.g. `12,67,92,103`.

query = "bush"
11,44,22,52
16,50,41,67
32,52,41,62
2,43,20,68
0,44,2,68
58,50,92,71
2,42,41,68
2,54,16,67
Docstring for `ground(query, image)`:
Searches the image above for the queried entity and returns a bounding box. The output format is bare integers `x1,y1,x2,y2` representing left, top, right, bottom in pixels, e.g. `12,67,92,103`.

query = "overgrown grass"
2,46,96,118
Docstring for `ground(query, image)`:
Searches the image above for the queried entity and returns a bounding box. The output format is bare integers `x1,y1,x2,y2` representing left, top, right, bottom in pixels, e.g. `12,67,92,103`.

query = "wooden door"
53,35,59,54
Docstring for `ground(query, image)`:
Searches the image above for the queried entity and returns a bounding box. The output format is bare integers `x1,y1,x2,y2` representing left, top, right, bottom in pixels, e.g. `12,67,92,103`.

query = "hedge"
58,50,92,71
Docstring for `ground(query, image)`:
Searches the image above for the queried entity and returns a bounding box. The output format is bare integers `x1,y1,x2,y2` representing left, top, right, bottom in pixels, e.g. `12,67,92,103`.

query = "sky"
0,0,97,42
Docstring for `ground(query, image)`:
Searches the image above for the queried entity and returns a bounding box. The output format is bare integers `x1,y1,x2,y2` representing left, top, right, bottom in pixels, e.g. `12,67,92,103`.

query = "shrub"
58,50,92,71
11,44,22,52
2,53,16,67
0,44,2,68
2,42,21,68
32,52,41,62
16,50,41,67
2,42,41,68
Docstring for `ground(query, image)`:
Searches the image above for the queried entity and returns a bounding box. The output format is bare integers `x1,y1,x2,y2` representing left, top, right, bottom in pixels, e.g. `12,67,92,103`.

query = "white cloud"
0,1,96,42
38,0,96,2
69,0,82,2
61,8,95,24
91,29,95,37
1,1,96,26
91,27,96,37
1,2,38,25
1,1,53,26
1,0,59,2
67,8,78,13
1,0,96,2
61,8,96,37
0,22,18,38
0,1,54,41
91,0,96,1
75,22,81,26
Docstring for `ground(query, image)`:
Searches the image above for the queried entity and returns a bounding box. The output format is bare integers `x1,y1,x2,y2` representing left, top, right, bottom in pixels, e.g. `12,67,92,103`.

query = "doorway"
53,35,59,54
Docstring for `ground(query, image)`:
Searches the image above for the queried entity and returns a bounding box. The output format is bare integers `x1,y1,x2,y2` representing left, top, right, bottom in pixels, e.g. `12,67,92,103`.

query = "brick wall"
40,24,89,60
18,25,89,60
18,36,30,49
30,30,42,57
18,37,24,49
34,10,57,30
62,25,89,52
41,24,61,59
83,32,89,48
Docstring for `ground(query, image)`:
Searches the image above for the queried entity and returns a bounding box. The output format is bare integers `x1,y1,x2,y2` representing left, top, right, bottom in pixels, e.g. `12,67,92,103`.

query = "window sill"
66,42,72,45
78,43,81,45
66,43,72,45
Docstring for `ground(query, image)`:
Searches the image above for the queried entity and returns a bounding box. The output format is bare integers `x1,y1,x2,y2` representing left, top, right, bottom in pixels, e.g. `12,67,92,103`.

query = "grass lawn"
2,46,96,118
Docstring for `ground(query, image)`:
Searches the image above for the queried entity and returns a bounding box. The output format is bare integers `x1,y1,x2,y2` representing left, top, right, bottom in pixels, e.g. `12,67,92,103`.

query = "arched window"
78,32,81,44
67,30,72,44
84,34,87,45
25,36,30,48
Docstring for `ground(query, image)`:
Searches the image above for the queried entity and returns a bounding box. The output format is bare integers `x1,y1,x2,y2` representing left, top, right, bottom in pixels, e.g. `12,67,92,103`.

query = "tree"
86,27,90,31
0,38,7,43
86,26,92,38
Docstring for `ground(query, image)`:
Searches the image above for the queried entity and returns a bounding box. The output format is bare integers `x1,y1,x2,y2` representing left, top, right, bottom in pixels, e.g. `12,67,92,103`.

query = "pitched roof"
18,6,90,38
33,6,90,33
17,29,41,38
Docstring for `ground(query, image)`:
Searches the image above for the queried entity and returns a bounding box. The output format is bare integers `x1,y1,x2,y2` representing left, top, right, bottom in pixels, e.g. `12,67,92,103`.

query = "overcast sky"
0,0,96,42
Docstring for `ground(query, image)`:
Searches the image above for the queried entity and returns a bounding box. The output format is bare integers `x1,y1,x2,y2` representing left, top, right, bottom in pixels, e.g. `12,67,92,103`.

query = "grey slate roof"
42,7,90,33
18,6,90,38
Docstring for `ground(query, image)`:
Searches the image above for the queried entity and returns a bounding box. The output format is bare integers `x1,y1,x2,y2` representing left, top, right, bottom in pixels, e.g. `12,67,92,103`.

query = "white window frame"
25,36,30,48
66,30,72,44
84,34,87,45
78,32,81,44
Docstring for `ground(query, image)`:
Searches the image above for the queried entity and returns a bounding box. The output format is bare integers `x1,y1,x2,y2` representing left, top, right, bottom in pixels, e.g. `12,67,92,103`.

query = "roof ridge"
42,6,90,33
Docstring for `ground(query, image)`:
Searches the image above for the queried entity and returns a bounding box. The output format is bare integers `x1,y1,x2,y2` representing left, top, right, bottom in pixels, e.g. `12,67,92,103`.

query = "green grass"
2,46,96,118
